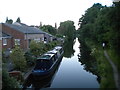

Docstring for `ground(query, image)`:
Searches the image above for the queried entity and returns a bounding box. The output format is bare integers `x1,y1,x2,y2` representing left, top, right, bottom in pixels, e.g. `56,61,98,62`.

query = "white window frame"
15,39,20,45
3,38,7,46
34,38,40,43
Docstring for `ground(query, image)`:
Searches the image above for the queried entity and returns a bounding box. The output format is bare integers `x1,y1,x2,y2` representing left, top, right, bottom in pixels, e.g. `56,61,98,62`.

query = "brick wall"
2,24,27,49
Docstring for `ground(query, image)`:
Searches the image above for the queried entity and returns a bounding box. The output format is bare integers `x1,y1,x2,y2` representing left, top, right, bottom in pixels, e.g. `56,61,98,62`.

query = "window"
34,38,40,43
15,39,20,45
3,38,7,45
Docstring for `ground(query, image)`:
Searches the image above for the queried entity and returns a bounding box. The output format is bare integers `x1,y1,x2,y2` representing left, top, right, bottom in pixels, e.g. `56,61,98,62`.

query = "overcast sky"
0,0,113,29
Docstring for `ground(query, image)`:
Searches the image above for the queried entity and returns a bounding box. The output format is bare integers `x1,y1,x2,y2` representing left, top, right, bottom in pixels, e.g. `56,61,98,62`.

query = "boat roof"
37,53,55,60
54,46,62,51
47,50,58,54
54,46,62,49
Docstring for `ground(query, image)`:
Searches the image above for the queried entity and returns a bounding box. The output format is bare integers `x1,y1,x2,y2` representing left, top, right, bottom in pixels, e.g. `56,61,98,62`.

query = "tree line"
78,2,120,55
77,2,120,88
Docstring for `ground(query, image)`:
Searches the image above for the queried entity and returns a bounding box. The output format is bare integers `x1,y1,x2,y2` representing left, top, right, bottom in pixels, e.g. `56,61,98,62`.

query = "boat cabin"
47,50,58,59
34,53,56,71
54,46,63,55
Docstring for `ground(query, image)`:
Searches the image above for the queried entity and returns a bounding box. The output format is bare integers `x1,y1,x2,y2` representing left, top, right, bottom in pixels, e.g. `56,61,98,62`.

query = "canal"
23,38,99,89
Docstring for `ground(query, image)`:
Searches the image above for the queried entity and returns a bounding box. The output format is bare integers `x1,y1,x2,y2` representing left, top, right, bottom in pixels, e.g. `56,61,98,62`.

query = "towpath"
104,50,120,90
23,66,34,80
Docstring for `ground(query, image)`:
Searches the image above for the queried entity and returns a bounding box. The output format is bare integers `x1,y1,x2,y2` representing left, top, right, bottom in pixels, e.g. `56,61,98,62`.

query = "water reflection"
63,39,75,58
78,40,100,83
50,38,99,88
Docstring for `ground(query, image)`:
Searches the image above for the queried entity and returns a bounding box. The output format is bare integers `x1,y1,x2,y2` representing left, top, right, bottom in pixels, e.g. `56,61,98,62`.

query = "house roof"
2,32,12,38
3,23,45,34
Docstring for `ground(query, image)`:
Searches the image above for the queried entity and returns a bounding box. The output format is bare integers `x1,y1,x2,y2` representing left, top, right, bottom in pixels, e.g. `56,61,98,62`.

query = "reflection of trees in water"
78,41,100,83
63,39,75,58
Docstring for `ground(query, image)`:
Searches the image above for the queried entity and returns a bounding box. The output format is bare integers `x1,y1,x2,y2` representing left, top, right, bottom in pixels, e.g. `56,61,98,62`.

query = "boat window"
51,55,56,62
55,53,58,60
40,55,51,59
59,48,63,54
34,59,52,70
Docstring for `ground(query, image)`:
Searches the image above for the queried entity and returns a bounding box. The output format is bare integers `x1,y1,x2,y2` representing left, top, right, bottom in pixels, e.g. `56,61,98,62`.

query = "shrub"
24,51,36,66
2,69,20,89
10,46,27,71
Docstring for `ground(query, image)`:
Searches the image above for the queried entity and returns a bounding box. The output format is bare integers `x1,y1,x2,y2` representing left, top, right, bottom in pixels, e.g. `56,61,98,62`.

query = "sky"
0,0,113,29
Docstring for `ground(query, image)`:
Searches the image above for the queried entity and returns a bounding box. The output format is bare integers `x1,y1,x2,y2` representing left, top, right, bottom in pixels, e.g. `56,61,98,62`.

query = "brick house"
1,22,53,50
2,32,12,49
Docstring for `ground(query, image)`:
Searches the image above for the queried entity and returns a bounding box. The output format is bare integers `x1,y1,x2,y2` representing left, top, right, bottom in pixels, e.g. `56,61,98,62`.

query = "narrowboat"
32,46,64,76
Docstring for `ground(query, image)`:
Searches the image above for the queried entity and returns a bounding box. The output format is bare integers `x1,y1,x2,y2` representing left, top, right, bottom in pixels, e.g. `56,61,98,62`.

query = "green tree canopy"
78,2,120,54
16,17,21,23
40,25,57,35
58,20,76,40
10,46,27,71
5,17,13,24
2,69,20,89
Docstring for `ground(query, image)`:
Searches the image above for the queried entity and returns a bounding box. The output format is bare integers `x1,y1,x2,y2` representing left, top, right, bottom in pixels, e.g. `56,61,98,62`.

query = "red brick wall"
2,24,27,49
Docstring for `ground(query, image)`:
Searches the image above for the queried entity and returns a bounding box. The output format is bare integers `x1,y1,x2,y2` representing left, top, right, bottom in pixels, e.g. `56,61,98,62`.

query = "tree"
78,2,120,88
5,17,8,23
10,46,27,71
16,17,21,23
40,22,42,27
40,25,57,35
55,23,57,29
5,17,13,24
29,40,46,57
58,20,76,40
78,3,103,43
107,2,120,54
2,69,20,89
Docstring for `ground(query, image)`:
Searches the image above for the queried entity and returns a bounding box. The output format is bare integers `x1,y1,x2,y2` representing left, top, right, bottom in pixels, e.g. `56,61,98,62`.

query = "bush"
30,40,59,57
2,69,20,89
30,40,46,57
24,51,36,66
10,46,27,71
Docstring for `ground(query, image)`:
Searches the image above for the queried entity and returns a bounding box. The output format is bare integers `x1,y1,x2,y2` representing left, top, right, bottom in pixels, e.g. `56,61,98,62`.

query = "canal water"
23,38,99,89
50,38,99,88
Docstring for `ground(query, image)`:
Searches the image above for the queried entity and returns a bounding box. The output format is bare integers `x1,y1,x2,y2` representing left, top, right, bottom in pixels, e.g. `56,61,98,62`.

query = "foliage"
16,17,21,23
55,22,57,29
63,38,75,58
2,69,20,89
40,25,57,35
78,40,98,76
107,49,120,72
5,17,13,24
10,46,27,71
2,50,7,63
78,2,120,88
24,51,36,66
58,20,76,40
78,3,103,43
78,2,120,54
56,34,63,38
29,40,59,57
93,47,116,88
78,1,120,71
29,40,46,57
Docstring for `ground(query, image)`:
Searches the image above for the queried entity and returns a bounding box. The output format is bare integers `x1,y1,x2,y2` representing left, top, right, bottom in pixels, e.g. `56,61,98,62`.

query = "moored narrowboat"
32,46,64,76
